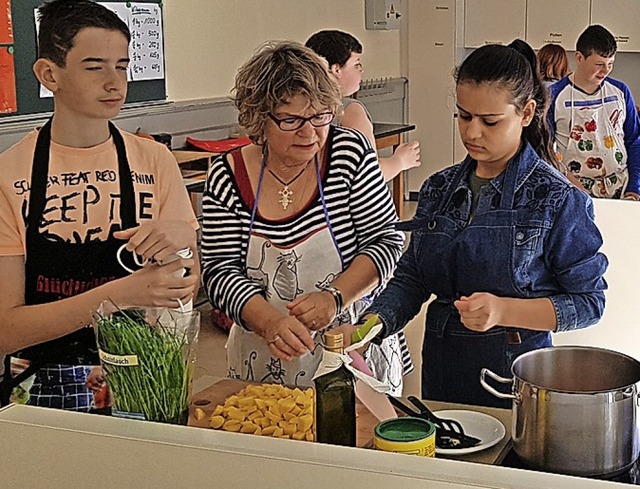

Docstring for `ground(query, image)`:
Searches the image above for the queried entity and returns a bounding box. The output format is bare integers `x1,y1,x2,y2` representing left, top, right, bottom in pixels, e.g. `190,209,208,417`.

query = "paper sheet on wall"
0,45,17,113
36,2,165,98
102,2,165,81
0,0,12,44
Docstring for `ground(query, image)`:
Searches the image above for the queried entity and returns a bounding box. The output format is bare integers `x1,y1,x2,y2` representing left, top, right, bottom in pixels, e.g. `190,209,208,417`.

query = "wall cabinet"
591,0,640,52
463,0,526,48
526,0,589,49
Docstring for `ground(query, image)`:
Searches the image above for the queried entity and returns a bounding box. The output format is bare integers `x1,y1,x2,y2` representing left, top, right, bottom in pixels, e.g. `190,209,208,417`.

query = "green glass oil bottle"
314,331,356,446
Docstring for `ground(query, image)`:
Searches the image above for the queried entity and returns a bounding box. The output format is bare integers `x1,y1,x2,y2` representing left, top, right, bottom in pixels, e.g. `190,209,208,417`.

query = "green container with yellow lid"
374,416,436,457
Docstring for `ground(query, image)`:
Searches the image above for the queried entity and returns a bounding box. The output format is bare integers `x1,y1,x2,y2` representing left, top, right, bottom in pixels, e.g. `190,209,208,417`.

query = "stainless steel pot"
480,346,640,477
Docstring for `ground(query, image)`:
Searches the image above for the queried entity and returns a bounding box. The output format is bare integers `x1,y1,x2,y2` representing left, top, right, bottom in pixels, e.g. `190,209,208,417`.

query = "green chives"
95,306,199,424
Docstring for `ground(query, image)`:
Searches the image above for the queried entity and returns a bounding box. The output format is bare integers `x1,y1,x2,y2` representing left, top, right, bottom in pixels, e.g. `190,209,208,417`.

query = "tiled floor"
193,200,426,398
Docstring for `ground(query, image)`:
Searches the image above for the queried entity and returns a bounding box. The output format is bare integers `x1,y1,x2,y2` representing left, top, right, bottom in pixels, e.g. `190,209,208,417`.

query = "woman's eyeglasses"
268,112,334,131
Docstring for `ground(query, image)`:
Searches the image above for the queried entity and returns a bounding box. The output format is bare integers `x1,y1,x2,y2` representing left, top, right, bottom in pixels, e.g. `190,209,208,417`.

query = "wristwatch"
322,286,343,316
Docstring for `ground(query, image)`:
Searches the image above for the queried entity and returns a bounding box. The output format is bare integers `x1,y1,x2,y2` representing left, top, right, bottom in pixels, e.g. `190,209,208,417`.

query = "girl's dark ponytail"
507,40,557,166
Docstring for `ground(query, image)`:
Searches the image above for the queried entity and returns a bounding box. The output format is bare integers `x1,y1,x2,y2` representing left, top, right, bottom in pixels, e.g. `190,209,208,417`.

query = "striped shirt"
201,125,404,324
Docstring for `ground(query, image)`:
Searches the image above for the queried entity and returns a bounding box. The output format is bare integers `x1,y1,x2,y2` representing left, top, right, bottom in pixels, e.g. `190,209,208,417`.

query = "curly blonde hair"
232,41,342,144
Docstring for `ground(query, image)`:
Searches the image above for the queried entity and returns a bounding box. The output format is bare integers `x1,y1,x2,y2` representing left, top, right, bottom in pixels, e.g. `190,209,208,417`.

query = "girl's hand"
255,315,315,361
114,220,196,263
454,292,505,332
287,291,337,331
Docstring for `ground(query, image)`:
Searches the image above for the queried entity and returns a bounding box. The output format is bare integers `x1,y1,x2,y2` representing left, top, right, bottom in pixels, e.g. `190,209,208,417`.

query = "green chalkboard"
2,0,166,119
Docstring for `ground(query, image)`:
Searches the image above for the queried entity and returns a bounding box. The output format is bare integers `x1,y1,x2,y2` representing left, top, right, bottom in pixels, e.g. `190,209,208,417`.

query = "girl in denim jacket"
347,41,608,407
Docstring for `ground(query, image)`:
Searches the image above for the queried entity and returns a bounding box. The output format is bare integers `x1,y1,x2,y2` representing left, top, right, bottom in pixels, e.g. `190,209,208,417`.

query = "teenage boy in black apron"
0,0,199,411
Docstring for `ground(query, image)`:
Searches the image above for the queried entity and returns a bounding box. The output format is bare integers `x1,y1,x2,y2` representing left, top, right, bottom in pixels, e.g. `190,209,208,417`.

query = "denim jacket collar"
460,142,540,199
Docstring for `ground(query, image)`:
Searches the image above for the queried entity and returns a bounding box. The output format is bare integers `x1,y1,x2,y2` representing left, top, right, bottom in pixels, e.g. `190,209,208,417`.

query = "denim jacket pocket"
511,225,546,295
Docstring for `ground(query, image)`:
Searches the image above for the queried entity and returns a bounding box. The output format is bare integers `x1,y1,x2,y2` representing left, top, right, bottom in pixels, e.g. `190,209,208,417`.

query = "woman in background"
537,43,570,86
306,30,420,181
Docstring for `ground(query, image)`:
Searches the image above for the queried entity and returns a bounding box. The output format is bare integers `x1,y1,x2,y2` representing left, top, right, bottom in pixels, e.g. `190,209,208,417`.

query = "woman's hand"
286,291,337,331
454,292,504,332
255,315,316,361
114,220,196,263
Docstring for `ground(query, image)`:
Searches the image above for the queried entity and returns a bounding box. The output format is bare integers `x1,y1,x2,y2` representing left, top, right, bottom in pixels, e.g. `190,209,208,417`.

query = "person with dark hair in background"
537,43,571,86
0,0,199,411
339,40,608,407
547,25,640,199
306,30,420,181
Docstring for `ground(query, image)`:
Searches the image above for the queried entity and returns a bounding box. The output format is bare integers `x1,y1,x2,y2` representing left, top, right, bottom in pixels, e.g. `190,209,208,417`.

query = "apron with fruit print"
563,83,627,198
226,154,404,395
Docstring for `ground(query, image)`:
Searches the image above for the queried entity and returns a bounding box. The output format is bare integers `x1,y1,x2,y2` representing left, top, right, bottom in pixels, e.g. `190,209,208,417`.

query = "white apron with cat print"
226,157,404,394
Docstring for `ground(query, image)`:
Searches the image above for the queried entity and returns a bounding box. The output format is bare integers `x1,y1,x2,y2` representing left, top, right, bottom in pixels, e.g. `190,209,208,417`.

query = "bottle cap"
324,331,344,351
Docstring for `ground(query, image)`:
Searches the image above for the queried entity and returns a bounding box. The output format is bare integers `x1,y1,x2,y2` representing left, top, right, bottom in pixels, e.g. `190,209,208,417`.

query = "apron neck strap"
27,119,137,232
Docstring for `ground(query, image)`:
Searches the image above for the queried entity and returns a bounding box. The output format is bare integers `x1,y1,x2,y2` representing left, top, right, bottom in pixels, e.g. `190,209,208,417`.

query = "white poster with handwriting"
101,2,165,81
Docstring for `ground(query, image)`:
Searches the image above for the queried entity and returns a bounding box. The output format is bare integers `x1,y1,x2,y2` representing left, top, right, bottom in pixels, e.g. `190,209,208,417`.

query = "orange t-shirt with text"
0,128,197,256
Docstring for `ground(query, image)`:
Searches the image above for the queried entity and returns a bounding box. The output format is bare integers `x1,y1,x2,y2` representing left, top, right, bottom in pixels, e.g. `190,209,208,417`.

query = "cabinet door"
526,0,590,50
591,0,640,52
463,0,526,48
406,0,456,192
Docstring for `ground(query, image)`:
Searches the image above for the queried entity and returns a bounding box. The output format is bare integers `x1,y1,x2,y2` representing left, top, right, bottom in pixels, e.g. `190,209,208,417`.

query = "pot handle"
480,368,516,400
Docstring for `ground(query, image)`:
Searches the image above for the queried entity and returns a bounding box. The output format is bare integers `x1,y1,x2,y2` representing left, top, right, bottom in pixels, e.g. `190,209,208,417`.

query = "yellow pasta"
206,383,315,441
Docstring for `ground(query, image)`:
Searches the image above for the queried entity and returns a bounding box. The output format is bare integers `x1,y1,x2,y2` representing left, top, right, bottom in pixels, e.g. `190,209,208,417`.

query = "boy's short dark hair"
305,30,362,68
37,0,131,67
576,25,617,58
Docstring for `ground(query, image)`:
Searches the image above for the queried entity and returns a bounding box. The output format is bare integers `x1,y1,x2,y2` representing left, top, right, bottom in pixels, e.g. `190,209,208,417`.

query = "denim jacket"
370,144,609,338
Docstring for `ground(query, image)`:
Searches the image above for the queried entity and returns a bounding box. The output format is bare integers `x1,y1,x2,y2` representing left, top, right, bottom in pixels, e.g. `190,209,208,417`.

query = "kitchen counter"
0,402,621,489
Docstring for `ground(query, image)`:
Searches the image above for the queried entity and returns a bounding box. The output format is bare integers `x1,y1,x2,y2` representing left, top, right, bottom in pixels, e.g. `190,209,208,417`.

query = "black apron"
0,119,137,407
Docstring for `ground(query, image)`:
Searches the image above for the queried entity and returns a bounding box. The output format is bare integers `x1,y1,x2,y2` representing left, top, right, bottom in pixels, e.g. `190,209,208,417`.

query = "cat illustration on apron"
226,154,403,394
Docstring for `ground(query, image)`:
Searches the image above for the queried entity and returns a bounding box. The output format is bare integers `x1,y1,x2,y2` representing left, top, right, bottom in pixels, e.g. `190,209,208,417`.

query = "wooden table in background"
373,123,417,220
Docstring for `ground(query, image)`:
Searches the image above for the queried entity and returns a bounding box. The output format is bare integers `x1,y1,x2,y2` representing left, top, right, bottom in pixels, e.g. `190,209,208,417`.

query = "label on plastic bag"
112,410,146,421
98,349,139,367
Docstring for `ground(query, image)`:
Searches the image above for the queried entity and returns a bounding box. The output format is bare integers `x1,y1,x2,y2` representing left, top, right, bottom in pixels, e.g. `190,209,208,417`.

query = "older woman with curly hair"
200,41,410,393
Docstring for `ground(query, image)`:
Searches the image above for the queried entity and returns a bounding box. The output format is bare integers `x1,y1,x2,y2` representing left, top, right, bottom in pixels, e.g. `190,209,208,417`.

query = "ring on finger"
268,334,281,345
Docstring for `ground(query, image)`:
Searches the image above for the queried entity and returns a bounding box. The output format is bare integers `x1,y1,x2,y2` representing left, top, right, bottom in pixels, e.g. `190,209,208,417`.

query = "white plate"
433,410,506,455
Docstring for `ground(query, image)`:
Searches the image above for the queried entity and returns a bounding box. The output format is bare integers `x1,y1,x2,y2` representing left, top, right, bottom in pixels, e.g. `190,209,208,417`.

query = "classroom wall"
162,0,403,102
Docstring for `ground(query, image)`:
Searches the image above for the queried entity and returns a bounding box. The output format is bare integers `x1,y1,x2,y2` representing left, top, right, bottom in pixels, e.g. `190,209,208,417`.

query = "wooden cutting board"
188,378,378,448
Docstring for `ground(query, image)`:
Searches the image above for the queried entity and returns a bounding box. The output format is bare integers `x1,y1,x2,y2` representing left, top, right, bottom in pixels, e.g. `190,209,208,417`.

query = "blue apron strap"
245,146,268,268
498,146,524,210
316,153,344,269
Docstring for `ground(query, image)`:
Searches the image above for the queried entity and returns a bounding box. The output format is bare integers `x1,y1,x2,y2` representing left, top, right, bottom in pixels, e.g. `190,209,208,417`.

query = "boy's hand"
115,258,198,309
114,220,196,263
86,366,106,392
